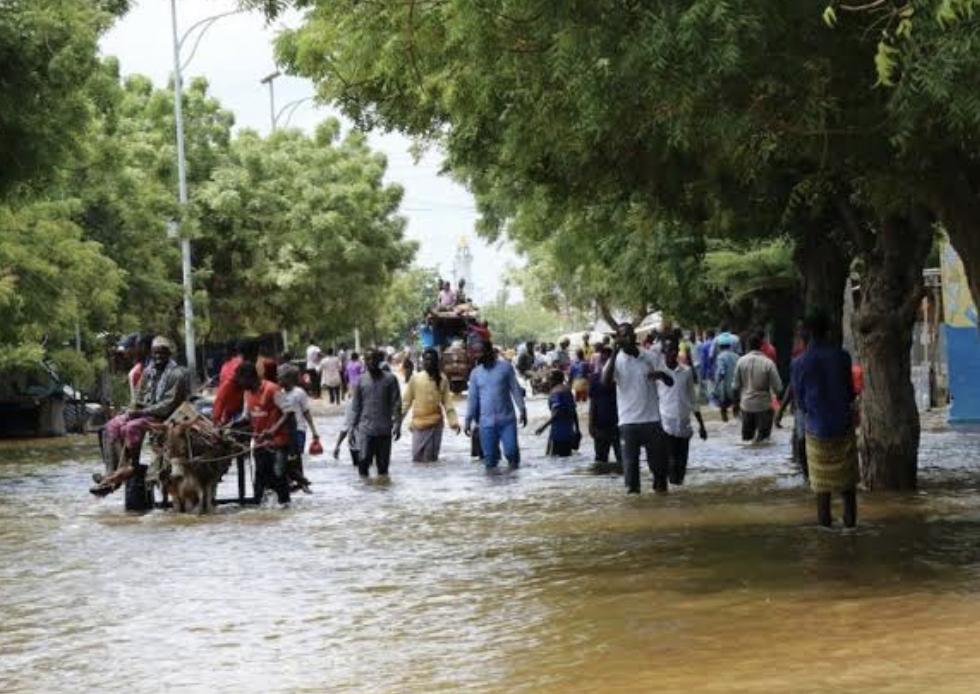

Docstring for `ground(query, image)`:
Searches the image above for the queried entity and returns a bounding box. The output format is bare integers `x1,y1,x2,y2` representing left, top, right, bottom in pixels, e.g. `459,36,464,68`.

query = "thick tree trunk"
850,210,932,490
794,221,851,345
597,299,619,331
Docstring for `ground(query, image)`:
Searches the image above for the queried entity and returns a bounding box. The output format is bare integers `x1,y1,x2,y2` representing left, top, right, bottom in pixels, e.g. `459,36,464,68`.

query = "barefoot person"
794,308,859,527
91,337,187,496
400,348,460,462
601,322,674,494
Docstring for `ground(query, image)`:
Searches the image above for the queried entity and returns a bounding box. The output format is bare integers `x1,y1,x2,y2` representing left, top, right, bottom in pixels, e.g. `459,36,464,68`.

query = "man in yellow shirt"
400,348,461,462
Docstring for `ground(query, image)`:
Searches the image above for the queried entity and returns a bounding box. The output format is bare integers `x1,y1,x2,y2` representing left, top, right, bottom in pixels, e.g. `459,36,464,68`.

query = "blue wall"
945,325,980,423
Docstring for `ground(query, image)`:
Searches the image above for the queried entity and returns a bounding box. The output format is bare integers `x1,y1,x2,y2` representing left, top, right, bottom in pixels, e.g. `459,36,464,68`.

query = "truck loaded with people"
420,278,489,393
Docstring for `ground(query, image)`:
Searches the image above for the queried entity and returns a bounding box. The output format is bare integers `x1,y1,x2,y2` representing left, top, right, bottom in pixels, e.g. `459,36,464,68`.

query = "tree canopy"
1,48,414,382
0,0,129,196
269,0,980,487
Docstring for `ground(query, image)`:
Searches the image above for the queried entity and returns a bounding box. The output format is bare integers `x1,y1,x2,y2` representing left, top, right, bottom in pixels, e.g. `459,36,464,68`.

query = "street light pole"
170,0,197,389
261,70,280,131
261,71,315,131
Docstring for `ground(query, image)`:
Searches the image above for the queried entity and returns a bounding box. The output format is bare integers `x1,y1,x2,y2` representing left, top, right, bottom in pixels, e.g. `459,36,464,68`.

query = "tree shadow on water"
533,509,980,598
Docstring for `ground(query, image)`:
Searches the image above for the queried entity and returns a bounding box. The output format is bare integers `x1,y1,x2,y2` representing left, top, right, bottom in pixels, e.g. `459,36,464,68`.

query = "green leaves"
874,38,900,86
0,0,120,195
823,5,837,27
193,123,414,341
0,202,123,376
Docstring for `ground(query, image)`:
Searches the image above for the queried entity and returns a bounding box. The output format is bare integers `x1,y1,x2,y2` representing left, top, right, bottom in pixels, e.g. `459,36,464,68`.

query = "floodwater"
2,397,980,694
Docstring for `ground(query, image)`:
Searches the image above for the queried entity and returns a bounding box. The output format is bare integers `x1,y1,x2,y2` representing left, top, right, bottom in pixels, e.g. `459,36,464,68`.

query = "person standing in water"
348,350,402,477
535,370,580,457
732,333,783,442
465,338,527,470
794,308,859,527
601,322,674,494
400,348,460,462
589,346,622,466
657,338,707,486
319,347,344,405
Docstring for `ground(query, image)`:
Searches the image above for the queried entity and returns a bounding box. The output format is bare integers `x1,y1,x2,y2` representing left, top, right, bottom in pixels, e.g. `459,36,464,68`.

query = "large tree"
842,0,980,328
268,0,960,488
194,122,415,341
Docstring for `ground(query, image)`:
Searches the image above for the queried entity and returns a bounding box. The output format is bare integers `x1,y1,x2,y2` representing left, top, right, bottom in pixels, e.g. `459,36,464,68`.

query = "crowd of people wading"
93,297,860,527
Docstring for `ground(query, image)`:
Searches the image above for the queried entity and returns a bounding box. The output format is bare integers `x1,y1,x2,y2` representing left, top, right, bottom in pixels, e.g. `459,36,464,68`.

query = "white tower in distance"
452,235,475,299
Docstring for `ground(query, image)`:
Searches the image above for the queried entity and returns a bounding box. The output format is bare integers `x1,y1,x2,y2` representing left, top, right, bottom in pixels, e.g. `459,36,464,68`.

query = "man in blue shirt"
795,308,858,528
698,330,716,404
465,339,528,469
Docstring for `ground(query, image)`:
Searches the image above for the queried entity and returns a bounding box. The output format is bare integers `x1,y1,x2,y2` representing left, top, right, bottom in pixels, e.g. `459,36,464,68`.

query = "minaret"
453,235,474,298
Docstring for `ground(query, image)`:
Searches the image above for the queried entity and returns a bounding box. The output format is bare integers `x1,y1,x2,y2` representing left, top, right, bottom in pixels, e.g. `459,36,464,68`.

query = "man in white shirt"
276,364,320,493
602,322,675,494
305,343,322,398
658,338,707,486
733,333,783,442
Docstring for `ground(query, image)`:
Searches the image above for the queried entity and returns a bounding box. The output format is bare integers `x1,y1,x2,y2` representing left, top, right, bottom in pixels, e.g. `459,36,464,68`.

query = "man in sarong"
400,348,460,462
794,308,859,527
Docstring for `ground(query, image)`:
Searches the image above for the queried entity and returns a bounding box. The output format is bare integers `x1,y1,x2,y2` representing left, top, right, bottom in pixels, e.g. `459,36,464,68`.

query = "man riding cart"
90,336,187,505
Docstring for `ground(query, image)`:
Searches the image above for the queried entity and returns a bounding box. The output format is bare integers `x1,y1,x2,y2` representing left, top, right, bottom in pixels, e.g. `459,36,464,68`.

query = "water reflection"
1,401,980,694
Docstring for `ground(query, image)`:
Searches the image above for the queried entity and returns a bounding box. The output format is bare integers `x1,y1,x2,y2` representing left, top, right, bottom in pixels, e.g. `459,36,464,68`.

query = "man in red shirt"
239,361,291,505
757,329,778,363
212,364,245,426
218,340,243,387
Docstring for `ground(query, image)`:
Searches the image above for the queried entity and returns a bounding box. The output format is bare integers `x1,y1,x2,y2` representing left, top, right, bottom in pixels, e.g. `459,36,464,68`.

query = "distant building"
453,235,474,299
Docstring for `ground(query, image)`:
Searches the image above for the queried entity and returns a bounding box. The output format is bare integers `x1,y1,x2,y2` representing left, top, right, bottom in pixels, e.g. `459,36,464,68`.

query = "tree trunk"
851,210,932,490
597,299,619,331
794,221,851,345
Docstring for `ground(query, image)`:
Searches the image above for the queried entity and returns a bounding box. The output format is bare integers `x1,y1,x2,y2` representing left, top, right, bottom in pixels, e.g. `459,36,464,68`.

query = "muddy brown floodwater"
2,396,980,694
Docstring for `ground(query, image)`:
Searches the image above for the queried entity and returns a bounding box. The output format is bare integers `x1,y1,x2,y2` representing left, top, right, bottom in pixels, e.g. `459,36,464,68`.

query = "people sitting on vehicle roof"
455,278,469,305
91,337,188,497
438,280,456,308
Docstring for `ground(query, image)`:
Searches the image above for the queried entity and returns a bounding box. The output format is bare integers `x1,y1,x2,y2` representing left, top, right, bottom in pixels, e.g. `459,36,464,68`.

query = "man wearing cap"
92,337,188,495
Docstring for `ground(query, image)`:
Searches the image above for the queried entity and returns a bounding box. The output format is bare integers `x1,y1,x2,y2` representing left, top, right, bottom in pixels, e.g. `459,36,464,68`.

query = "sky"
100,0,521,303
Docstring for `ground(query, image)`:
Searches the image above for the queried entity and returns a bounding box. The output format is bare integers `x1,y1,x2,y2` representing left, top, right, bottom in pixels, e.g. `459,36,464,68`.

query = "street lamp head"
260,71,281,84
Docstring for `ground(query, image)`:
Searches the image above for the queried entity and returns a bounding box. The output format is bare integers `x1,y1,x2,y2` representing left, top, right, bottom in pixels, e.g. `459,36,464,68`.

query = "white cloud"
100,0,521,303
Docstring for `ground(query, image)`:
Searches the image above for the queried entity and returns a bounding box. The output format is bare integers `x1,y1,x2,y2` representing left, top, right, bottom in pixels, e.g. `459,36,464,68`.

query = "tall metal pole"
170,0,198,389
268,78,276,130
261,71,281,131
